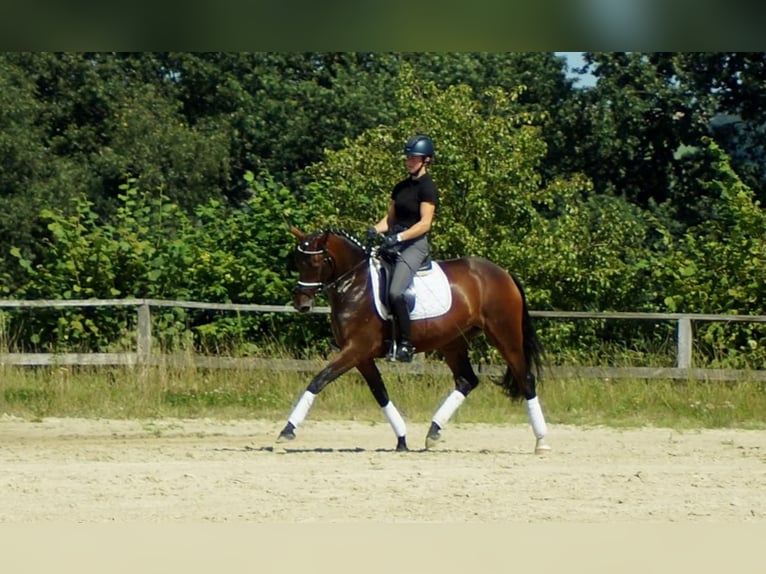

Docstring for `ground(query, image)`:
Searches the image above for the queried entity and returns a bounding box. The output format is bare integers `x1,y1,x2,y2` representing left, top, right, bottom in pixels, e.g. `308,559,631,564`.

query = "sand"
1,415,764,524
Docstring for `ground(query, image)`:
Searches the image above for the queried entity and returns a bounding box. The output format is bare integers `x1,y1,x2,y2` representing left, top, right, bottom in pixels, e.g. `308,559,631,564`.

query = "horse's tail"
501,273,545,401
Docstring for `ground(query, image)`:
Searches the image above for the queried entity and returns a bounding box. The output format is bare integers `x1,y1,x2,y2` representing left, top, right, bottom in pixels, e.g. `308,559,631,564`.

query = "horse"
277,226,551,454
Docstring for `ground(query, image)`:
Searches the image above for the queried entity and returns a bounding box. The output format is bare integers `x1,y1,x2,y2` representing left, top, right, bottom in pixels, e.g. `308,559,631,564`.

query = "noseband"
295,243,331,293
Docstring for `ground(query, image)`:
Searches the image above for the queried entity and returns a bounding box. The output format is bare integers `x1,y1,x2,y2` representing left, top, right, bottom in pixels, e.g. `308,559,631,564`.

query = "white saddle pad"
369,258,452,320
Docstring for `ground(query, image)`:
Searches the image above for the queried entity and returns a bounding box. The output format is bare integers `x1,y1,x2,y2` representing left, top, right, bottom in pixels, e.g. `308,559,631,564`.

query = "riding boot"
390,298,414,362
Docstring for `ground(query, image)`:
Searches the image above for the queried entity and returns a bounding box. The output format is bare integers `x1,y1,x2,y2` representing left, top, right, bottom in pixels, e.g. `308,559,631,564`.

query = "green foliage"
1,53,765,370
307,64,562,257
0,57,72,280
305,64,674,359
7,174,313,353
654,139,766,367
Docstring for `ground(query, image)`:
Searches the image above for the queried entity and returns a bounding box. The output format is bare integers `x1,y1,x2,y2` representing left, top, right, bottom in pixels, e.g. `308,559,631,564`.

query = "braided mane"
324,227,366,253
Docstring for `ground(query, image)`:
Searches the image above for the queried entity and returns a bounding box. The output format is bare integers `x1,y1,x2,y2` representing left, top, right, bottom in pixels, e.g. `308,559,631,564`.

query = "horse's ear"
288,224,305,241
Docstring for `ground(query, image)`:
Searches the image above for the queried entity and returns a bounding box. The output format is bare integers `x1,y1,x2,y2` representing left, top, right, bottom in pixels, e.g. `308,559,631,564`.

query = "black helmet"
403,135,434,158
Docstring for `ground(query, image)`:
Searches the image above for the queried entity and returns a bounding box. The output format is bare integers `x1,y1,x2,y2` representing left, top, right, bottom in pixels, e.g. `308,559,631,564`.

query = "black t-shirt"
390,173,439,229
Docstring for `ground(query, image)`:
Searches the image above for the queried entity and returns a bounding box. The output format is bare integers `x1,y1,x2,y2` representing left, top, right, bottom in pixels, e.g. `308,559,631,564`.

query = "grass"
1,362,764,430
542,377,766,429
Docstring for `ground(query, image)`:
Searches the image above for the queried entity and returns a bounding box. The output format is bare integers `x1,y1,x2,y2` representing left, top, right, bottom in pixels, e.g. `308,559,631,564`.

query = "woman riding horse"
279,223,551,454
367,135,438,363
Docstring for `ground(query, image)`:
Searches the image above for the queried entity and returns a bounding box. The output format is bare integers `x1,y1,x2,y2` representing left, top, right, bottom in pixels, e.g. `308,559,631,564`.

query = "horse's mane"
322,227,366,253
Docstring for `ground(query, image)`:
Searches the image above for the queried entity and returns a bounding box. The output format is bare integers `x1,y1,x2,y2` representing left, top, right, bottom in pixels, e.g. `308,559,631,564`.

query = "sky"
558,52,598,88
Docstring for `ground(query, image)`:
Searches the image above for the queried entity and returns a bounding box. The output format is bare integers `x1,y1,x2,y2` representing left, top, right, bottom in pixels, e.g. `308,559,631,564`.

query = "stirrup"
394,341,414,363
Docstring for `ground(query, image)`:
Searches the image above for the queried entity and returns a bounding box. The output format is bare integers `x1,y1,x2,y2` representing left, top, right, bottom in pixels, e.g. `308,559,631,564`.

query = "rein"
324,257,368,291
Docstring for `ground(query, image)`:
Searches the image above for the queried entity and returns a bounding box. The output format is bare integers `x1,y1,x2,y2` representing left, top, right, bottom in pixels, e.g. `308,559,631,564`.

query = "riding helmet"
403,135,435,158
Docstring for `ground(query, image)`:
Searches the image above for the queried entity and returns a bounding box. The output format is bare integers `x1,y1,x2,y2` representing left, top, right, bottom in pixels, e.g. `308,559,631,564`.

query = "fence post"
137,303,152,365
677,316,692,369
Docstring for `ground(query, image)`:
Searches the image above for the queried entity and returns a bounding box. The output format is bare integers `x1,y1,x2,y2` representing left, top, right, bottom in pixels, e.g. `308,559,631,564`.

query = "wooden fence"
1,298,765,382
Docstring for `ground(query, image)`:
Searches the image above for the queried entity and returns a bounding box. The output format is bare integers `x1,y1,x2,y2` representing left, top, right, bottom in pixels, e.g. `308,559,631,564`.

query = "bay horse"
278,226,551,454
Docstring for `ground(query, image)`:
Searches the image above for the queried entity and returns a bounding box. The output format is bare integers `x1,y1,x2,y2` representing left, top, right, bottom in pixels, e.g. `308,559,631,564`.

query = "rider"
368,135,439,362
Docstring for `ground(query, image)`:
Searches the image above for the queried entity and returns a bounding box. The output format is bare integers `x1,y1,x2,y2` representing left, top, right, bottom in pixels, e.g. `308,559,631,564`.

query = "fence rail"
1,298,765,381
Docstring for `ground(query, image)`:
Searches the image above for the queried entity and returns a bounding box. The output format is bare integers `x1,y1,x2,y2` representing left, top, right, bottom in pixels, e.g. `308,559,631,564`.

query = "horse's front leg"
356,359,408,452
277,350,358,443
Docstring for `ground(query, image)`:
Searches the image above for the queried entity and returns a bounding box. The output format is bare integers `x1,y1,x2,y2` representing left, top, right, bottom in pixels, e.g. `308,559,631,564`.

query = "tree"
555,52,766,227
0,52,234,290
672,52,766,202
0,59,39,249
655,139,766,367
302,64,674,361
7,173,306,352
303,64,656,312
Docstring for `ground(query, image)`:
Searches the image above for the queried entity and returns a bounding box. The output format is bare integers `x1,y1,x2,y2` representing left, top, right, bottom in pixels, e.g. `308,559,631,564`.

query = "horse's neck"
328,235,366,277
325,238,369,300
331,252,366,284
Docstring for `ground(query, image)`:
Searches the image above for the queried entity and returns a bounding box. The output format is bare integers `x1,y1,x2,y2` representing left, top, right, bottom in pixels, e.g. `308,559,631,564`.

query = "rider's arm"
372,200,396,234
398,201,435,242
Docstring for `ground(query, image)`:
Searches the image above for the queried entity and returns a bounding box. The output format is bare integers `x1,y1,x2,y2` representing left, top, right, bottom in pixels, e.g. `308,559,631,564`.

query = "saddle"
369,249,452,321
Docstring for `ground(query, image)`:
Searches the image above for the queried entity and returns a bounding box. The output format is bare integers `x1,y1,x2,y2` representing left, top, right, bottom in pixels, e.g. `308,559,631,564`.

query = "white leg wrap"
287,391,316,429
526,396,547,439
382,401,407,438
432,390,466,429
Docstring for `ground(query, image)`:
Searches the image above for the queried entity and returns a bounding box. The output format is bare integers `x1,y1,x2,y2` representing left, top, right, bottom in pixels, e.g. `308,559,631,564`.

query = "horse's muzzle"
293,291,315,313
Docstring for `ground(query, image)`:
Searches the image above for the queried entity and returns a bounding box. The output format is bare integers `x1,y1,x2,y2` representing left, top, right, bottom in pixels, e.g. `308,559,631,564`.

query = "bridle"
295,241,333,295
294,232,368,296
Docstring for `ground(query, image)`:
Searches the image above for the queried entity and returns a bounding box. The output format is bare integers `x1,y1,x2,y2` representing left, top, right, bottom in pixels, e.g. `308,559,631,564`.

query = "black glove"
382,233,400,248
366,226,378,241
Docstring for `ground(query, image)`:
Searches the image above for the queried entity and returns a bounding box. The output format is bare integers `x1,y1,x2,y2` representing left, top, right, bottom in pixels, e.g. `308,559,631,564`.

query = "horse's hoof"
277,423,296,443
425,432,441,450
425,423,442,450
396,436,409,452
276,432,294,443
534,438,552,455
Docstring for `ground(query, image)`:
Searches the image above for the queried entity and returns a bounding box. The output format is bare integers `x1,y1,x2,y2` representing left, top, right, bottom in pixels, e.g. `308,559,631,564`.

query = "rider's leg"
389,296,414,362
387,238,428,362
388,265,415,362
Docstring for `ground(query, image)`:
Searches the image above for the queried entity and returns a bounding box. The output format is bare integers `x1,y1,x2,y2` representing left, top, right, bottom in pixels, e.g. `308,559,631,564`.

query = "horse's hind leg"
484,315,551,454
426,338,479,449
357,359,408,452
